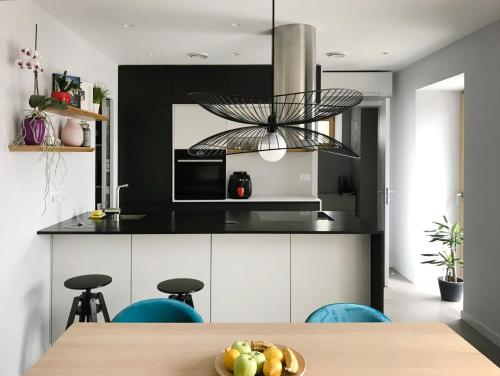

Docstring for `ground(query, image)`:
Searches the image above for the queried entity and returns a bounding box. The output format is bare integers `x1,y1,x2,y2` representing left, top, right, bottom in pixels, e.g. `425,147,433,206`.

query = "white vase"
93,103,101,114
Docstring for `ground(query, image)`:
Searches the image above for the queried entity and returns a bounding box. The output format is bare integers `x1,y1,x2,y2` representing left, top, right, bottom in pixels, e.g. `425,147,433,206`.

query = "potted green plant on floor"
92,83,109,113
421,216,464,302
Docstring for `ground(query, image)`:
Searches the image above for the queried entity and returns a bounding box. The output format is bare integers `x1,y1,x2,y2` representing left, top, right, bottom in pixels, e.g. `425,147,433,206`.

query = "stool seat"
64,274,112,291
157,278,204,294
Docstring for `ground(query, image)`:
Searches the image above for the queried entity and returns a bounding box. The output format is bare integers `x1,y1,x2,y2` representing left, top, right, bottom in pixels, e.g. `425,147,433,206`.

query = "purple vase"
23,117,46,145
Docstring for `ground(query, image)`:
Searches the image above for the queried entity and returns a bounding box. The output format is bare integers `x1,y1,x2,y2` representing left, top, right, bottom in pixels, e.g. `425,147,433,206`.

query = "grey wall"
391,19,500,343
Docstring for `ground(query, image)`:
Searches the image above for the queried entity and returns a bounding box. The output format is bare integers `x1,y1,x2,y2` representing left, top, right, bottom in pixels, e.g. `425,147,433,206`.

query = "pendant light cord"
270,0,275,117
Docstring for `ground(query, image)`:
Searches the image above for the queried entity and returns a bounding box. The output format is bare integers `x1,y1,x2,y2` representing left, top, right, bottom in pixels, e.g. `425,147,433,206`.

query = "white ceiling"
35,0,500,70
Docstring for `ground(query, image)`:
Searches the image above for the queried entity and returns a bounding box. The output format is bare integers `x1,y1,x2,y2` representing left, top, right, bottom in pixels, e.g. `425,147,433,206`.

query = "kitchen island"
38,211,383,343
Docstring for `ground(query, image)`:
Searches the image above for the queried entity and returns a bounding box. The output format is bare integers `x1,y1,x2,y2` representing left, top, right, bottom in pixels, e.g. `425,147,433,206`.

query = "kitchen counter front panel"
50,232,382,342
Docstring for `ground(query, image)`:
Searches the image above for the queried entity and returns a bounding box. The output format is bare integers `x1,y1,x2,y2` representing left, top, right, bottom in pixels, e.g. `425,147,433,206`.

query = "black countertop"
37,211,382,235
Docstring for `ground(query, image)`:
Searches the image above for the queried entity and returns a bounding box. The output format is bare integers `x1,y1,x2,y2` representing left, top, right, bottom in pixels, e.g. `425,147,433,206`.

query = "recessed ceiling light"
188,52,208,59
122,23,134,28
381,51,389,55
326,51,346,58
230,22,240,27
147,52,157,57
231,52,240,56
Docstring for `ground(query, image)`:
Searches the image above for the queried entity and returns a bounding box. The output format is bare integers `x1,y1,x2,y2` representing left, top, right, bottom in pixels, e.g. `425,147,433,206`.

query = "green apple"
233,354,258,376
231,340,251,354
248,351,266,374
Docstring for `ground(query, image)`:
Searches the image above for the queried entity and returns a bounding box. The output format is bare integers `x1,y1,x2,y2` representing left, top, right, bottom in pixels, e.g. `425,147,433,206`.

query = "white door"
211,234,290,322
131,234,211,322
290,234,371,322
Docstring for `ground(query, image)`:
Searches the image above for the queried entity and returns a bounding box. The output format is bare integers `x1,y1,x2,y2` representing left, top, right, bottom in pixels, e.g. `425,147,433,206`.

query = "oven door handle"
177,159,224,163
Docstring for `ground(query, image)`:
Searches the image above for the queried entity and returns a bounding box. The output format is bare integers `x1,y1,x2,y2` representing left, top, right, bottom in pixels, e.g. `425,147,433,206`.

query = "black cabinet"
171,66,226,104
225,65,272,97
119,66,171,104
118,104,172,213
118,65,320,213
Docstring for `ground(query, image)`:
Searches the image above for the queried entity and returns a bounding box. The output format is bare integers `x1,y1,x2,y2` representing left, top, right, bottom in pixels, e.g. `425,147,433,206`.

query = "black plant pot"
438,277,463,302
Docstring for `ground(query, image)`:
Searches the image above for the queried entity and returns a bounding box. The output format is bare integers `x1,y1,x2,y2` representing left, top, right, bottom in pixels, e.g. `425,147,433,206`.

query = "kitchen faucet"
106,183,128,218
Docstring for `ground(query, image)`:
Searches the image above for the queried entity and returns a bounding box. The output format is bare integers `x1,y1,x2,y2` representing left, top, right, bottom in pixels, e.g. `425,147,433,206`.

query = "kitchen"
2,1,500,376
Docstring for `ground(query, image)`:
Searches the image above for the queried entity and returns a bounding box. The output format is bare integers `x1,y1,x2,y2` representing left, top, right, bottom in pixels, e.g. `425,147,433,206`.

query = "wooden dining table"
27,322,499,375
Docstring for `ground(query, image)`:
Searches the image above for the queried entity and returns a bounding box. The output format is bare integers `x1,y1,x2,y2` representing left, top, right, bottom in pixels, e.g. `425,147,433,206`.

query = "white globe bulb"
259,131,286,162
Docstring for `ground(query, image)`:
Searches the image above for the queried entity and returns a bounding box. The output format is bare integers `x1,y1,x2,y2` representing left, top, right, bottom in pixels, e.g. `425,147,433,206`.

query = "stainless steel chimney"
273,24,316,129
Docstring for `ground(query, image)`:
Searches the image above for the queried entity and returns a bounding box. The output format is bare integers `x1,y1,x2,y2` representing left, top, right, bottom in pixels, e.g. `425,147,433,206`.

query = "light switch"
299,173,311,182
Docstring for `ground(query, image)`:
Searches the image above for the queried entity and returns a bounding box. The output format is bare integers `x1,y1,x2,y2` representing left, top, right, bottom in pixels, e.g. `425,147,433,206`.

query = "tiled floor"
385,268,500,367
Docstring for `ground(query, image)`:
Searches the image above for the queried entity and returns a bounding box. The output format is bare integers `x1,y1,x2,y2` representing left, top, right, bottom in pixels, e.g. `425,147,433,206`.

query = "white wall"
391,19,500,344
226,152,316,196
0,2,117,375
414,90,462,283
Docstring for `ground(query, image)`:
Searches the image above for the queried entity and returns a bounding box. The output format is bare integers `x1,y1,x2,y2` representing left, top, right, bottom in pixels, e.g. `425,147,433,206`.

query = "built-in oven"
174,149,226,200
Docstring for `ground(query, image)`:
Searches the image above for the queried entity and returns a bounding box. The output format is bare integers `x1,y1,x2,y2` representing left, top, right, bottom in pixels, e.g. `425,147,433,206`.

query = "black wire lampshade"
187,0,363,160
187,88,362,159
189,88,362,127
188,124,360,158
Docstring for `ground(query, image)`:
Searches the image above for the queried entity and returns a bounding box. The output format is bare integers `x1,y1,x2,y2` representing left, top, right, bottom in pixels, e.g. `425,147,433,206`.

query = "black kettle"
228,171,252,199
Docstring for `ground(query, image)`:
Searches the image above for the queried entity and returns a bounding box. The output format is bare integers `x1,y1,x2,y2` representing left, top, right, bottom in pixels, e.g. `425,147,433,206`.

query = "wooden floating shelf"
8,145,95,153
45,106,108,122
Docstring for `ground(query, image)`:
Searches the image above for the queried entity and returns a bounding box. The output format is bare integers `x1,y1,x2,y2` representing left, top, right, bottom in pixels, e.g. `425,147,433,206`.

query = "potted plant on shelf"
92,83,109,113
22,94,66,145
421,216,464,302
52,70,81,104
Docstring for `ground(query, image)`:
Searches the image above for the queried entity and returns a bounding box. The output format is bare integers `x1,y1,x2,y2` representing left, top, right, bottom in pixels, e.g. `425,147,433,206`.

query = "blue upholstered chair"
112,298,203,323
305,303,391,323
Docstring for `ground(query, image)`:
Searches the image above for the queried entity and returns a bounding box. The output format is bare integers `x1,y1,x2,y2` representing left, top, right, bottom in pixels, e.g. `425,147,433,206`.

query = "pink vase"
61,118,83,146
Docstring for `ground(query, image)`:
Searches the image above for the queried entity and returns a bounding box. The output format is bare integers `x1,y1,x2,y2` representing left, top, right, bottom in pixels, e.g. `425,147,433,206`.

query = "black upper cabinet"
225,65,272,97
171,66,226,104
119,66,171,104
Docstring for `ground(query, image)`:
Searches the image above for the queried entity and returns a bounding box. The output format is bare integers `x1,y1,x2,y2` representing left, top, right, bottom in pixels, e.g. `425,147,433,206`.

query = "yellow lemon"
263,346,284,362
263,358,282,376
223,347,240,371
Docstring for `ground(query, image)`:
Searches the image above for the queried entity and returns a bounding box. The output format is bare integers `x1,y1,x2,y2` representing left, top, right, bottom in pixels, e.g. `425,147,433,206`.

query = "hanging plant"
13,25,69,214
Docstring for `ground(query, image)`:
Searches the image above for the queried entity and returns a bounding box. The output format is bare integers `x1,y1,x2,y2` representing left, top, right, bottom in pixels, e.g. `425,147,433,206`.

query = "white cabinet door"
173,104,227,149
51,235,131,342
131,234,211,322
211,234,290,323
290,234,371,323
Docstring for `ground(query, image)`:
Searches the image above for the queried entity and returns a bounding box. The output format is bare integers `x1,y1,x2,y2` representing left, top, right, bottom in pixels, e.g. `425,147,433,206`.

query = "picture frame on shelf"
52,72,81,108
80,82,93,111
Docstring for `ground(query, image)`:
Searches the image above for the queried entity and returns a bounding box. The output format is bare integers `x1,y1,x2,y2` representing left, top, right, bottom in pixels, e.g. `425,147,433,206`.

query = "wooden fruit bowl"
214,344,306,376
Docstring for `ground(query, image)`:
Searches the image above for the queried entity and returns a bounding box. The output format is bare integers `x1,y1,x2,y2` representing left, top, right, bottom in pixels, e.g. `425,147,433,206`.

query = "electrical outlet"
50,190,62,203
298,173,311,182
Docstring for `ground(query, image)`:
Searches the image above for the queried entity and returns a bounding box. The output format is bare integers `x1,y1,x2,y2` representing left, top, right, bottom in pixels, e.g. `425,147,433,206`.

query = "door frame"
355,97,391,286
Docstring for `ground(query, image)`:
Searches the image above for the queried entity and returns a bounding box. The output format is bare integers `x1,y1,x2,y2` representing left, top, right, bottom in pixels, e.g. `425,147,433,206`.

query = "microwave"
174,150,226,200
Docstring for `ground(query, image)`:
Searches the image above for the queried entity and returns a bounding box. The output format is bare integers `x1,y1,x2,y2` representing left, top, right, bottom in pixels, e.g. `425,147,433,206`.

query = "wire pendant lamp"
187,0,362,159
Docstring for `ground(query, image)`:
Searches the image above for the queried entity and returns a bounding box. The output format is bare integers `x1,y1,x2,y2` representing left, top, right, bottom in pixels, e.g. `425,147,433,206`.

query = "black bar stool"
157,278,204,308
64,274,112,329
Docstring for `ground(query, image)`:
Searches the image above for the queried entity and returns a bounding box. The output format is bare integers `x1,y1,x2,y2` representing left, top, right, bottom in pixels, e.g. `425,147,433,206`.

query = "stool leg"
90,297,98,322
66,296,80,330
81,291,91,322
184,294,194,308
96,292,110,322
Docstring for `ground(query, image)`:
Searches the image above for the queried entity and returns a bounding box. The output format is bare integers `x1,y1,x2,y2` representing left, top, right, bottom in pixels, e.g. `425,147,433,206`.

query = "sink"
257,211,334,222
119,214,146,220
